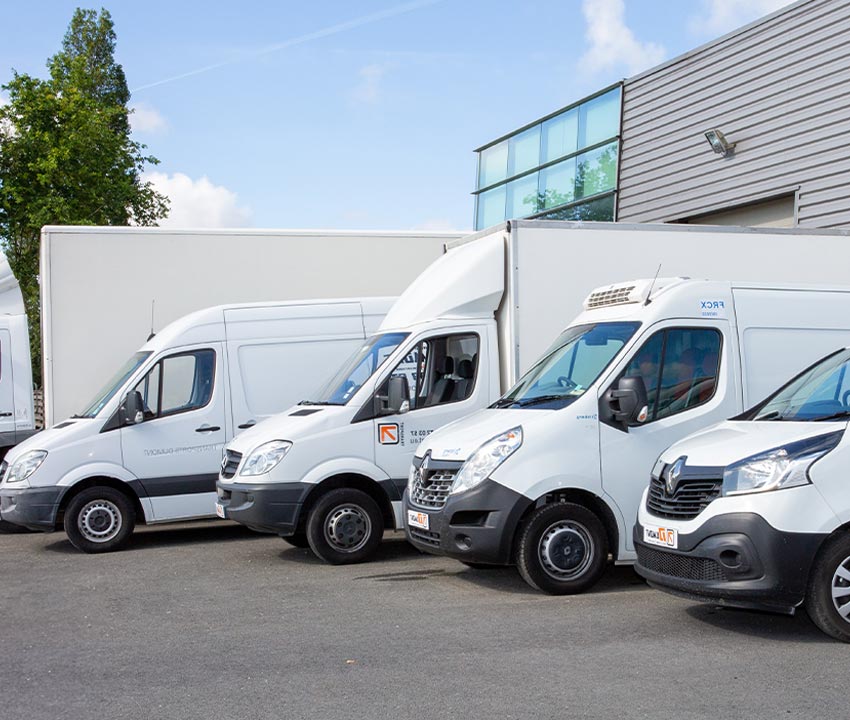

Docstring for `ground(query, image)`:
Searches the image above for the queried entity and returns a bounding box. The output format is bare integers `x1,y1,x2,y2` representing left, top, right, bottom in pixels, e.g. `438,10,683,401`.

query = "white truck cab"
0,298,392,552
635,347,850,643
404,278,850,594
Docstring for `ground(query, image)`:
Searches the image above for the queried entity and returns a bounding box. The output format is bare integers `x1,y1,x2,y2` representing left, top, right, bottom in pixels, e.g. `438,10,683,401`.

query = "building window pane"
478,141,508,188
538,158,576,209
535,193,615,222
541,108,578,163
506,173,539,219
576,142,618,199
508,126,541,177
476,185,507,230
578,87,621,149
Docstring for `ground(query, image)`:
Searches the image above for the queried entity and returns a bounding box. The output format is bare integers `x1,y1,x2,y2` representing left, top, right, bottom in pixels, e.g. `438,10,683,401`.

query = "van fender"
53,462,155,522
300,457,390,487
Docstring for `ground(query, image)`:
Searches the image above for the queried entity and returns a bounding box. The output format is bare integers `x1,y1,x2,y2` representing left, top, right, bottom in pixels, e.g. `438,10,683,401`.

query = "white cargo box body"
40,226,459,425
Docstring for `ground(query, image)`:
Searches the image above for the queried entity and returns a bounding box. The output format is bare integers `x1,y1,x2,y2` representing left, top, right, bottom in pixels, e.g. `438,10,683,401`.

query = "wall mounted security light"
704,128,736,156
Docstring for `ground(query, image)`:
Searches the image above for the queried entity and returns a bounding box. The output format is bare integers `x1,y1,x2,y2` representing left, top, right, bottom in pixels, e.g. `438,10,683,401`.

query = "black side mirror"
120,391,145,426
601,376,649,431
375,375,410,416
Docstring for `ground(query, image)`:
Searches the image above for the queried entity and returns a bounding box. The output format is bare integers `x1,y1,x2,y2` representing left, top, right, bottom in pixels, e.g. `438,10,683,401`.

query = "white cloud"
350,64,387,104
579,0,667,76
130,102,167,133
689,0,794,36
144,172,252,228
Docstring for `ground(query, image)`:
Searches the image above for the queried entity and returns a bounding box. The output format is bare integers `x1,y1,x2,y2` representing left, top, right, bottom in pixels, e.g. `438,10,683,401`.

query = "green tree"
0,8,169,387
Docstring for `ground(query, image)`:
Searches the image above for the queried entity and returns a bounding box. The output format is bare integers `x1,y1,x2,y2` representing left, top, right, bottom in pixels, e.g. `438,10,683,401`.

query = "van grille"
646,474,722,520
637,544,727,582
409,527,441,547
585,285,636,309
409,467,459,510
0,460,7,483
220,450,242,479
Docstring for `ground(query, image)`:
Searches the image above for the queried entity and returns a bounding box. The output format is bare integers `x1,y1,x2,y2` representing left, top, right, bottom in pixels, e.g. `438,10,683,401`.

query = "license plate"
407,509,429,530
215,503,226,519
643,523,678,549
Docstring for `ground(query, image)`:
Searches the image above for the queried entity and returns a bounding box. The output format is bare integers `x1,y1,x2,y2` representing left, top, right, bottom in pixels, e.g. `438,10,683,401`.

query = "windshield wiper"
514,394,570,408
809,411,850,422
490,397,518,409
297,400,341,406
753,411,786,421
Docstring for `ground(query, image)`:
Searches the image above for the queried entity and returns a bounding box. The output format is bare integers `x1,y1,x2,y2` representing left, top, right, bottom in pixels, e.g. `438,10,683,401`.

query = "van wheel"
282,532,310,548
516,502,607,595
64,487,136,553
305,488,383,565
805,533,850,642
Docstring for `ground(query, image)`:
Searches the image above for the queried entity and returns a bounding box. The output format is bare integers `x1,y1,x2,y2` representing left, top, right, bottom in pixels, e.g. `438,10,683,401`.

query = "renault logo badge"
665,456,687,495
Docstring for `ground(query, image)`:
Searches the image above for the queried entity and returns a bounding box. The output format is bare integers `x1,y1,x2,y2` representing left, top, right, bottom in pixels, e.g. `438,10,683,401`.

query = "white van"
634,347,850,643
404,279,850,594
0,298,393,552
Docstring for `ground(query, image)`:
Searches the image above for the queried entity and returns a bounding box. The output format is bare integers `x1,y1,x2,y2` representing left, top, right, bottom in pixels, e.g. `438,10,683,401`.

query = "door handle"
0,412,12,417
238,420,256,429
195,425,221,433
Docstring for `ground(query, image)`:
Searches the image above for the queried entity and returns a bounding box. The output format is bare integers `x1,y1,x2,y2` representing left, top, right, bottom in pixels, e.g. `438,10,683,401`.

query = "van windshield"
749,348,850,422
75,351,152,419
307,333,409,406
494,322,640,410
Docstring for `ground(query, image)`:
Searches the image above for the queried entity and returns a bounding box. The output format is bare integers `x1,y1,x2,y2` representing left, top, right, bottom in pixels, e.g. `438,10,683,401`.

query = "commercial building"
473,0,850,230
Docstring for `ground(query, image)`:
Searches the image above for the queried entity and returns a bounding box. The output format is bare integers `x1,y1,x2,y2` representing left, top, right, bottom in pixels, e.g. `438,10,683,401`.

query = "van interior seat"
425,357,455,406
452,358,475,401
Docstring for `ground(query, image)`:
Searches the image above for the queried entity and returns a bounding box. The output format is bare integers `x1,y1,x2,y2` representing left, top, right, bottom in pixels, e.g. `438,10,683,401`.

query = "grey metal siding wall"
617,0,850,228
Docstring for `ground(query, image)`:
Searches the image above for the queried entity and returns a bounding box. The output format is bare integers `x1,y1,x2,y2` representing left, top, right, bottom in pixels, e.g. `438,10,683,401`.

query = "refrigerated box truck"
217,220,850,565
40,226,459,426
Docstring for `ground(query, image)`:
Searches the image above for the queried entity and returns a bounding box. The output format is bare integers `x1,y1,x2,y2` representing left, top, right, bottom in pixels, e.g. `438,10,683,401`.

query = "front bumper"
216,480,311,536
403,478,532,565
0,486,64,531
634,513,827,614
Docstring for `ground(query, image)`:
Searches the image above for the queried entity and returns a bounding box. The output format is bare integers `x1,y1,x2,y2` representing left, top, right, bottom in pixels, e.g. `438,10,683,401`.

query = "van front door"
598,322,735,552
119,344,226,521
371,330,486,514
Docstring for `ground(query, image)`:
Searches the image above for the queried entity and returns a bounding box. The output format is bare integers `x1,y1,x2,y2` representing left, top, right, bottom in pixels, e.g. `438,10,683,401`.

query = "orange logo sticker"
379,423,399,445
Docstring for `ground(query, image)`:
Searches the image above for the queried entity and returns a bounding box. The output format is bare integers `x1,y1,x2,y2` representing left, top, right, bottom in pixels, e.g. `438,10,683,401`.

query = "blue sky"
0,0,792,230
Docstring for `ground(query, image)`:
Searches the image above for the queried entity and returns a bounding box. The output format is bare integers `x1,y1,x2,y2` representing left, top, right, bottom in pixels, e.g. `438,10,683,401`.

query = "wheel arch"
519,487,621,561
300,473,394,531
56,477,147,530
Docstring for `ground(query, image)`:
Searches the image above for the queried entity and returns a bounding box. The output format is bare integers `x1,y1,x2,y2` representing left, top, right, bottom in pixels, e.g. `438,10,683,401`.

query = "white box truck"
407,278,850,593
0,298,394,552
635,346,850,643
40,226,458,426
0,257,35,455
216,220,850,565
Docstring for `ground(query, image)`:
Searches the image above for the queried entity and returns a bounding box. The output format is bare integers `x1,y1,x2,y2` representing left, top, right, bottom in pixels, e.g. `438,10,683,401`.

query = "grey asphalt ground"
1,520,845,720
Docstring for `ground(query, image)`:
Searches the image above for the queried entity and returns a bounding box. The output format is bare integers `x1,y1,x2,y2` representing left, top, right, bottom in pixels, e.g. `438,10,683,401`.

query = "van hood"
227,405,354,455
659,420,849,468
417,407,550,462
4,418,100,464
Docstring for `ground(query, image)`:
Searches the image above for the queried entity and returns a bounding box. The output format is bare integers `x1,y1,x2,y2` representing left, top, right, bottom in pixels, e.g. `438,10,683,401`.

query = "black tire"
515,502,608,595
63,486,136,553
305,488,383,565
282,532,311,549
805,533,850,642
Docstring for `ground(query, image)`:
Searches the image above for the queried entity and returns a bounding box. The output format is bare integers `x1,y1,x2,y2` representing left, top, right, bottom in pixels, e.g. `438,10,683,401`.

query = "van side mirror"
601,376,649,431
376,375,410,416
120,391,145,426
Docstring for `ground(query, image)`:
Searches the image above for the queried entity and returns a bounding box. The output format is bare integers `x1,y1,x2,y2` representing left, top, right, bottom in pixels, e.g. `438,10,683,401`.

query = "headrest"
442,356,454,374
457,359,474,379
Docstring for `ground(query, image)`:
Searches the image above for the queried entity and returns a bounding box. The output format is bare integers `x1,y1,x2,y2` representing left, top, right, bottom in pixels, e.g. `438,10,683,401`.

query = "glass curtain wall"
474,85,621,230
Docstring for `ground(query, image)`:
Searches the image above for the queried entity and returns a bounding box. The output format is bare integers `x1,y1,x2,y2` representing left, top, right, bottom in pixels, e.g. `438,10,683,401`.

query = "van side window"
620,328,721,423
380,333,480,411
131,350,216,419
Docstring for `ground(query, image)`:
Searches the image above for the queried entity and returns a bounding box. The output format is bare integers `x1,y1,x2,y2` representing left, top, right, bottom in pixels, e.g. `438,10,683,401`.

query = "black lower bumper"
403,478,532,565
634,513,827,614
0,486,64,531
216,480,311,536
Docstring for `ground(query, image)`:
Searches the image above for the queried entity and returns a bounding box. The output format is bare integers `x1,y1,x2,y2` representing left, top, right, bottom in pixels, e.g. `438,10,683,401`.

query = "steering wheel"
556,376,577,391
842,390,850,407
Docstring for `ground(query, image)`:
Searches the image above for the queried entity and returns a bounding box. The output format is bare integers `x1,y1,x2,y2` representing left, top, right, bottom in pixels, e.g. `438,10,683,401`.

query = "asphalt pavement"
1,521,845,720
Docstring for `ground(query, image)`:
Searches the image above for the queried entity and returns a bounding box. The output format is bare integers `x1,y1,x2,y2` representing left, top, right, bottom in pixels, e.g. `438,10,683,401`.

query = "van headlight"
239,440,292,476
450,427,522,496
7,450,47,484
722,431,842,496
